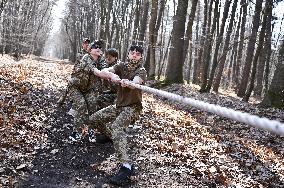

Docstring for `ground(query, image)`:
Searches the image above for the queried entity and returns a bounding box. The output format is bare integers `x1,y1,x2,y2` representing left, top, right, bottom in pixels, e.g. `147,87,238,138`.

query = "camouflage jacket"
102,60,120,93
69,54,106,93
76,49,89,62
113,59,147,107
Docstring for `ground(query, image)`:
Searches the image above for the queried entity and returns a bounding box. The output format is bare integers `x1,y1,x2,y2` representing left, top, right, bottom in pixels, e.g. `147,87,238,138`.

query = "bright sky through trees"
51,0,67,34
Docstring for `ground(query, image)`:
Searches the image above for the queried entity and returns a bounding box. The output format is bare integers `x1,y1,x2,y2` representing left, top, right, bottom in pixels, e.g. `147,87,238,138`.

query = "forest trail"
0,55,284,188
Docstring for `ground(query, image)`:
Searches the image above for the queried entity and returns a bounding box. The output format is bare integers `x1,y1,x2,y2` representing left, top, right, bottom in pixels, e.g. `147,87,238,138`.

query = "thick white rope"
125,82,284,136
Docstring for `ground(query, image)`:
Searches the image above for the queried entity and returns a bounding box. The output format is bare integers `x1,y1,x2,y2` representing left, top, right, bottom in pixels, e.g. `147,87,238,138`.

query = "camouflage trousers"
89,104,142,164
69,89,116,132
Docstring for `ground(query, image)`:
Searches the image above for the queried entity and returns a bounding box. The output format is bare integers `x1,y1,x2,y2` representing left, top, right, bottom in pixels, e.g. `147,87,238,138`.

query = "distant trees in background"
1,0,284,107
0,0,55,57
0,0,8,16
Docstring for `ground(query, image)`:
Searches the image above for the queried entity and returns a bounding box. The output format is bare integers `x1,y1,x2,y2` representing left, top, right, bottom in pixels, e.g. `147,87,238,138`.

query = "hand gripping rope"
124,81,284,136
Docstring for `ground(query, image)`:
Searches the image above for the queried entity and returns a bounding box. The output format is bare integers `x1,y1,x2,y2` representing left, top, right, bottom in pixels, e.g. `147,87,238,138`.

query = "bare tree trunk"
145,0,158,78
138,0,149,45
32,0,51,55
105,0,114,48
0,0,8,17
192,2,201,83
233,0,247,91
158,35,172,80
99,0,107,42
231,5,242,89
157,5,170,80
123,2,135,59
205,0,232,92
132,0,141,44
119,0,131,61
109,9,116,47
254,2,272,97
261,58,284,108
212,0,238,92
198,0,213,88
165,0,189,83
200,0,219,92
182,0,198,64
243,0,271,102
145,0,166,79
226,50,234,88
153,0,166,73
193,0,208,84
237,0,262,97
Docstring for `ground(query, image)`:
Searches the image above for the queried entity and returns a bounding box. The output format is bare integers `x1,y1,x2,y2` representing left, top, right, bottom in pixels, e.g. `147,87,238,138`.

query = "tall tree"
200,0,220,92
138,0,149,45
233,0,247,90
192,1,201,83
99,0,107,42
243,0,271,102
65,0,78,62
32,0,51,55
0,0,54,56
199,0,214,86
237,0,263,97
165,0,189,83
132,0,141,44
231,4,242,89
212,0,238,92
157,5,171,80
205,0,232,92
0,0,7,16
193,0,208,84
105,0,114,48
182,0,198,64
261,40,284,108
145,0,166,78
254,0,273,97
145,0,158,77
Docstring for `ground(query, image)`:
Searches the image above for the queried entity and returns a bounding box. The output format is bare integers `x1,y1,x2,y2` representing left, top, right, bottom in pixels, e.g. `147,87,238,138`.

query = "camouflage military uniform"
97,60,120,109
76,48,89,62
69,54,106,132
89,59,147,164
58,48,90,104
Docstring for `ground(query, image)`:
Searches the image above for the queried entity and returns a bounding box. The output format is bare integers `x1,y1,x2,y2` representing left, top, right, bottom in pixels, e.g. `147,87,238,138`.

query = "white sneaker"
67,108,76,117
69,131,82,142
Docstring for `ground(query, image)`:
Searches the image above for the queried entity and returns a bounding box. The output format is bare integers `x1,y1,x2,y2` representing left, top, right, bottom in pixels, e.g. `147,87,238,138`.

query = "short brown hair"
105,48,118,58
129,45,143,54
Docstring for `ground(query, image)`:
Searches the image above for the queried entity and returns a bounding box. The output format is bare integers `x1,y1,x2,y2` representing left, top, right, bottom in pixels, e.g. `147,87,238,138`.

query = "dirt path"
1,55,284,187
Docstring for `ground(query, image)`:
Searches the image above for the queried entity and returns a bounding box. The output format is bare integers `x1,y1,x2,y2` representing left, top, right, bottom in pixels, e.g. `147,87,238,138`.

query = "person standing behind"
57,38,91,105
99,48,120,106
88,48,120,142
67,40,106,142
76,38,91,62
89,45,147,185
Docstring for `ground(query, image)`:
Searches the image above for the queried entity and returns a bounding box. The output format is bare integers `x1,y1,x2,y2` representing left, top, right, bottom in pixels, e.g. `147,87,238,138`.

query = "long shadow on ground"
20,107,113,187
1,59,137,188
16,87,130,188
160,90,284,187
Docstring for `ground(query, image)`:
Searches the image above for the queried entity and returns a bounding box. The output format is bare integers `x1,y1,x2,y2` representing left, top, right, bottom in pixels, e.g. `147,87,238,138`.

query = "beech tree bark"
237,0,263,97
165,0,189,83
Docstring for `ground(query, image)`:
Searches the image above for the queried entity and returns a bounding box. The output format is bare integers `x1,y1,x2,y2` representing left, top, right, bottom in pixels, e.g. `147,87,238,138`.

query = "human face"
128,50,142,61
82,43,89,51
90,46,102,56
105,54,117,64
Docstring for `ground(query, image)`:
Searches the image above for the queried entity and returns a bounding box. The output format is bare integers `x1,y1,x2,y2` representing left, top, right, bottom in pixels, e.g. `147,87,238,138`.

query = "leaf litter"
0,55,283,187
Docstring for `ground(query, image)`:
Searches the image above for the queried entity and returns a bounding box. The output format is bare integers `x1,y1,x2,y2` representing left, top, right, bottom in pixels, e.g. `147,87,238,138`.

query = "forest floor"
0,55,284,188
